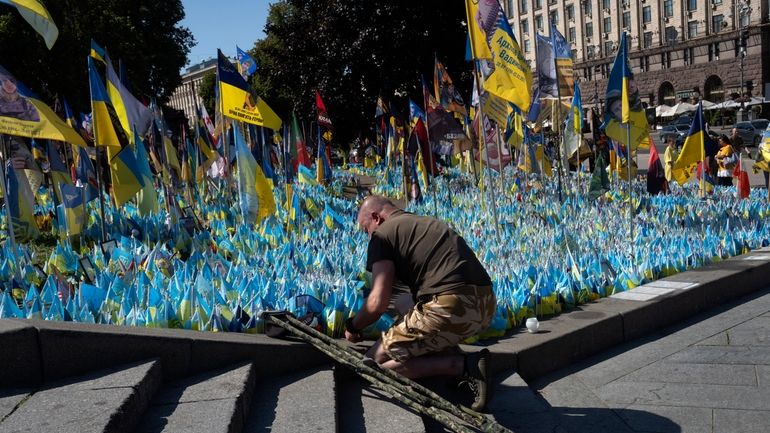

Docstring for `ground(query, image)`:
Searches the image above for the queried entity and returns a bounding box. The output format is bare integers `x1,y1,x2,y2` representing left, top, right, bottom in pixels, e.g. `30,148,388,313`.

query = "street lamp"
736,0,752,121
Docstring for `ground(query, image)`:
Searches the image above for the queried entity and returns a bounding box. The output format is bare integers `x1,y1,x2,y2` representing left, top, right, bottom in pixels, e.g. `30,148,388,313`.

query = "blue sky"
181,0,272,67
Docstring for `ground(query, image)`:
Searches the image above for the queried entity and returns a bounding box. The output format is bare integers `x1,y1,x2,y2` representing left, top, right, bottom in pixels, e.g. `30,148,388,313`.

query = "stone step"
244,365,336,433
136,362,255,433
335,365,426,433
486,369,556,433
0,359,161,433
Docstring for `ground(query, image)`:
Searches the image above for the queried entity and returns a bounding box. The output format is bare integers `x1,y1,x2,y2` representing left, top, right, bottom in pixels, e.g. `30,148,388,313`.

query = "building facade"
503,0,769,110
168,59,216,124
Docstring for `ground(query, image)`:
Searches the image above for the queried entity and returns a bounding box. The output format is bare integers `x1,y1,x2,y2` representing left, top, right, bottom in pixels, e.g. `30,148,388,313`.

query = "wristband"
345,317,361,334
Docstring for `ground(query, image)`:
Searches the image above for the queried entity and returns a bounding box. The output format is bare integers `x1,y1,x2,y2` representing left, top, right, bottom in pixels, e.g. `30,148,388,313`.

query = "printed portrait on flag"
0,69,39,122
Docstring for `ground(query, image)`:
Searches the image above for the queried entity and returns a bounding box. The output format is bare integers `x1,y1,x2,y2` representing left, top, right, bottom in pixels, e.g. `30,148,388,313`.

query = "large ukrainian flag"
603,32,650,151
0,0,58,49
217,49,281,131
104,52,152,142
233,121,275,224
0,65,85,146
672,102,712,185
88,57,143,206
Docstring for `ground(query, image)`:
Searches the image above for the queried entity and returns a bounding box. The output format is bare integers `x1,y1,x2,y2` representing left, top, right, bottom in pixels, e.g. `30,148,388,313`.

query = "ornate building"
168,59,216,124
503,0,769,109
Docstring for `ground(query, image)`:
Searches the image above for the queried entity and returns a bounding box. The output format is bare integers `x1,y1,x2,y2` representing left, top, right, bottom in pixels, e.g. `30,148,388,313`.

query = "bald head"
357,195,399,236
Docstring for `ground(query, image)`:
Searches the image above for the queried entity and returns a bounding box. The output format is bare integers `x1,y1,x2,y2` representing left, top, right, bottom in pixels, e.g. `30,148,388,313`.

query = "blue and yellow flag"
109,142,144,207
672,102,714,185
217,49,281,130
105,53,152,142
4,161,38,241
551,25,574,98
570,81,583,135
133,128,158,216
236,45,257,80
47,140,72,204
88,57,129,149
602,32,650,150
482,11,532,113
0,0,58,49
90,39,105,63
234,121,275,224
0,65,85,146
57,183,84,237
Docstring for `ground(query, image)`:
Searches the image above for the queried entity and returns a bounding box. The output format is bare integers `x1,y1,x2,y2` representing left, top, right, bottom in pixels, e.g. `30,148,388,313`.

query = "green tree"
0,0,194,114
198,71,216,116
251,0,470,147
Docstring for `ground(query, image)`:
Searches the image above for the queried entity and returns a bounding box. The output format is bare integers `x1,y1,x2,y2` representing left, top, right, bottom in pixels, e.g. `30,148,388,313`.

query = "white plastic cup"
526,317,540,333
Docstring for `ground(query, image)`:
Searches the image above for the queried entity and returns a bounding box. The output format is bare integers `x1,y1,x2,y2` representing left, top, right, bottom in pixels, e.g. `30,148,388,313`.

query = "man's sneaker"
463,349,492,412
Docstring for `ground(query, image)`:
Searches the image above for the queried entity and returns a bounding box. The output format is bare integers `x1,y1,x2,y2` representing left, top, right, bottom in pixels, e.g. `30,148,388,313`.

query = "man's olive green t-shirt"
365,210,492,298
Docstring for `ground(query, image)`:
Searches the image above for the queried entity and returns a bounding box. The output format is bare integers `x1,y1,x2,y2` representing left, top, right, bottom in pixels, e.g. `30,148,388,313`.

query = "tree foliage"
250,0,470,147
0,0,194,114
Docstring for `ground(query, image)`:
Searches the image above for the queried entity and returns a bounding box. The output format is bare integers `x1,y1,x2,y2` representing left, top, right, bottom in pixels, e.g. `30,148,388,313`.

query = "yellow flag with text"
482,12,532,113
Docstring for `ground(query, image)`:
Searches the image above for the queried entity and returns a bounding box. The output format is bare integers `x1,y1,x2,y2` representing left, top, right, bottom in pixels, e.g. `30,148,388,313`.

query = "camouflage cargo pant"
382,285,496,362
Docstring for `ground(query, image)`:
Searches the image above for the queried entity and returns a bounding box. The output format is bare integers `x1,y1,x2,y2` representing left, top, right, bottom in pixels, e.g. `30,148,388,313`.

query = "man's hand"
344,330,363,343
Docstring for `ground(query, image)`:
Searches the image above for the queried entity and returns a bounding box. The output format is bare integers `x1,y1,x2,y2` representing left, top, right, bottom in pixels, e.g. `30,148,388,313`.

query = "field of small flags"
2,163,770,341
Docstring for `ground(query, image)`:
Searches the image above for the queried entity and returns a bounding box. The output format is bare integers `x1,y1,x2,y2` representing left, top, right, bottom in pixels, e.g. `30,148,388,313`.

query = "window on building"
524,39,531,53
571,48,577,60
739,13,750,28
712,14,724,33
583,0,591,16
688,20,698,38
602,0,610,10
522,19,529,34
521,0,529,13
548,0,557,5
535,0,542,10
622,0,630,8
713,0,722,4
536,14,543,30
664,0,674,18
708,42,721,61
550,10,558,25
585,67,592,81
508,0,515,14
569,26,576,42
643,6,652,23
622,11,631,29
605,40,614,55
603,16,611,33
585,21,593,37
643,31,652,48
566,4,574,21
687,0,697,11
683,47,695,65
661,52,671,69
640,56,649,72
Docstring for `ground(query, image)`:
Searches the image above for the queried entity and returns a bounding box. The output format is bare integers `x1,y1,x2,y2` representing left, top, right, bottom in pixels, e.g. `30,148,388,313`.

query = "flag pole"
548,22,565,203
473,59,501,244
0,135,18,251
494,124,507,201
626,123,635,260
420,80,440,218
87,59,108,243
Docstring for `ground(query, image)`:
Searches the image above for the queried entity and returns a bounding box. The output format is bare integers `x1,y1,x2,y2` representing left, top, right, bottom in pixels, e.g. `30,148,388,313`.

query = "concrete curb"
483,247,770,381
